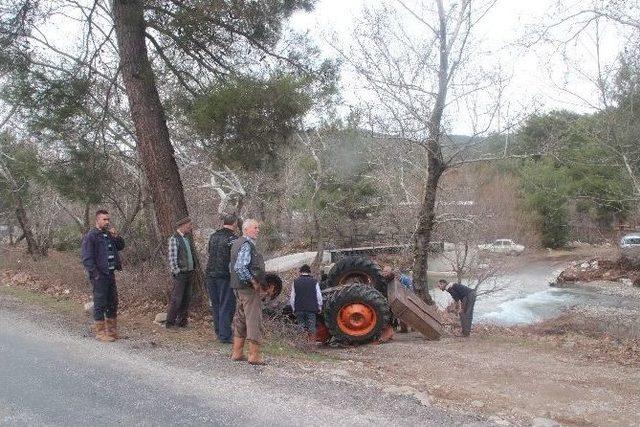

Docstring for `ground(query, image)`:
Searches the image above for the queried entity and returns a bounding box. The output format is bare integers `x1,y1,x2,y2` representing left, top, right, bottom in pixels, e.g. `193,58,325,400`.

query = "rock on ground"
154,312,167,324
83,302,94,317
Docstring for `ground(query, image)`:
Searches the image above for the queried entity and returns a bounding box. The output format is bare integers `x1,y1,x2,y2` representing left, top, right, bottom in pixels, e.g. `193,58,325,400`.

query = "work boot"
231,337,246,361
248,341,266,365
105,318,119,340
94,320,115,342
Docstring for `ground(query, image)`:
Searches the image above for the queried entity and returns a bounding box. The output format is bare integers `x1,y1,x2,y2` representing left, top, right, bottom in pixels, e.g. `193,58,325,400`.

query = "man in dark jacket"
81,209,125,342
437,279,476,336
205,213,238,343
166,216,197,329
289,264,322,340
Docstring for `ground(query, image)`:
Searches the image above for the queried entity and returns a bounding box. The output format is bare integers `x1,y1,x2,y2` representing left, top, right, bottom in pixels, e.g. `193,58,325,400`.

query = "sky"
287,0,629,134
24,0,632,136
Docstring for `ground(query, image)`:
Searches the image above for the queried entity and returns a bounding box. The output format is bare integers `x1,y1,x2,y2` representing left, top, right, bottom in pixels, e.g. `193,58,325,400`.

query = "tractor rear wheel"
324,284,391,344
325,256,387,293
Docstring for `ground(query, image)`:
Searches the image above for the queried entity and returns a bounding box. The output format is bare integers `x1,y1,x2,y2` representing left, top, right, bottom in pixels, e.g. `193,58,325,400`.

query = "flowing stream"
432,258,627,326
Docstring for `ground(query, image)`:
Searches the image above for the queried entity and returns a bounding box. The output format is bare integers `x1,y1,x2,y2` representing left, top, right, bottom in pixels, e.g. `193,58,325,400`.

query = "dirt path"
314,273,640,426
317,331,639,426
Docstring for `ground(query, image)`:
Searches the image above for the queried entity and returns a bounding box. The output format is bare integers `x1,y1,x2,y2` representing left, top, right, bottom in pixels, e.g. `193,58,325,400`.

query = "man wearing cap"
166,216,197,329
437,279,476,337
229,218,267,365
205,213,238,343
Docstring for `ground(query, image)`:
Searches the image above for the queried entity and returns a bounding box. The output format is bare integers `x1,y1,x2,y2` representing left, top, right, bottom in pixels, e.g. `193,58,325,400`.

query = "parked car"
620,233,640,248
477,239,525,255
619,233,640,261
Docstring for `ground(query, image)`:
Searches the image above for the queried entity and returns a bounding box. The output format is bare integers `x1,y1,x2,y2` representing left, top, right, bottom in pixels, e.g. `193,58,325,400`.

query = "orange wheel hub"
337,303,377,336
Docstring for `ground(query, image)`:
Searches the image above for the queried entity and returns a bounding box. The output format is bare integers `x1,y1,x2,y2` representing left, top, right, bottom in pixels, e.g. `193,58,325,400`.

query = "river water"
431,258,626,326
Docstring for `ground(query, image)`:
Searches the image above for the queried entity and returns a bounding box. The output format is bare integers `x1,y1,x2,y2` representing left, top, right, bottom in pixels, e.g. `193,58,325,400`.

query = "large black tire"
325,256,387,293
324,284,391,345
264,272,282,300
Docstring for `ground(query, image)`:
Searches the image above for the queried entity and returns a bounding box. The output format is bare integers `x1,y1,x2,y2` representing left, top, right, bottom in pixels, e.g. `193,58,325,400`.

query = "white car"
478,239,524,255
619,233,640,260
620,233,640,248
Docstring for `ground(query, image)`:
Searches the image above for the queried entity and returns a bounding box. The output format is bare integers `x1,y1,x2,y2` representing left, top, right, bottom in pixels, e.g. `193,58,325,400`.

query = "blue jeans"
296,311,317,334
207,276,236,342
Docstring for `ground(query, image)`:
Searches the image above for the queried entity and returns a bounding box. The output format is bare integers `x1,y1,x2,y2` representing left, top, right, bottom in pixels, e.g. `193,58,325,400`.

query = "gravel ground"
317,331,640,426
0,290,490,427
557,280,640,339
311,277,640,426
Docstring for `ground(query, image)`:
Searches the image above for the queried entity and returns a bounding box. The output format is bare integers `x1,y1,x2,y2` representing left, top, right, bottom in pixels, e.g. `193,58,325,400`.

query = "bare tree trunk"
141,177,159,250
56,200,86,235
1,161,40,255
297,131,326,271
310,162,325,271
310,197,324,272
113,0,204,300
119,188,143,236
411,0,449,304
411,160,444,304
14,197,38,256
113,0,188,240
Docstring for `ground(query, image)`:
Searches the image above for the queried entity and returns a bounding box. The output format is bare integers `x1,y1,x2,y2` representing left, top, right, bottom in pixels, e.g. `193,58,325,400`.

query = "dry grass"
0,284,77,313
1,244,175,311
472,314,640,367
0,244,329,360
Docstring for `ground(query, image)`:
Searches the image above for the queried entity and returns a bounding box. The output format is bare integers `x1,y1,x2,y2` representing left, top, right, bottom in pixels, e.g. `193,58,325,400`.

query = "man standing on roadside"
229,219,267,365
81,209,125,342
437,279,476,337
205,213,238,343
166,217,197,329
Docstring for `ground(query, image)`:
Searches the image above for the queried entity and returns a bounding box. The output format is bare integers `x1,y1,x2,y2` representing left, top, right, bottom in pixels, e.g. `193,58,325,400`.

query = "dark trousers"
206,276,236,341
460,291,476,336
167,271,194,326
92,272,118,321
296,311,317,334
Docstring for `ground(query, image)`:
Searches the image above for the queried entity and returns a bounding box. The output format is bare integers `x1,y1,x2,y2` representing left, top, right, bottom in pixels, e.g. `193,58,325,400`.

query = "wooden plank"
387,279,443,340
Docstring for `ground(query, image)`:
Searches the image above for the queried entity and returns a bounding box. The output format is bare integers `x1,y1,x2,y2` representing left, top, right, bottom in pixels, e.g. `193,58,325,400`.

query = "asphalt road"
0,293,490,426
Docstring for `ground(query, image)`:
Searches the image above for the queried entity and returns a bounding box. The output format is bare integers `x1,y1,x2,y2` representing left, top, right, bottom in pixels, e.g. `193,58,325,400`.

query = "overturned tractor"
316,256,443,345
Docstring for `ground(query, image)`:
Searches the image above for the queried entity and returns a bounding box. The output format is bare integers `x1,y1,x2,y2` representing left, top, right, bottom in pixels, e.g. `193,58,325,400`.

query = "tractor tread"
324,284,391,344
324,256,387,293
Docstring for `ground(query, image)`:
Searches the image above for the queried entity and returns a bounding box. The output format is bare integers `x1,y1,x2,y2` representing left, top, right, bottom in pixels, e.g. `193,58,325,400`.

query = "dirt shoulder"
2,245,639,426
319,329,639,426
